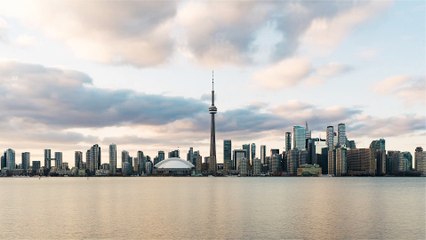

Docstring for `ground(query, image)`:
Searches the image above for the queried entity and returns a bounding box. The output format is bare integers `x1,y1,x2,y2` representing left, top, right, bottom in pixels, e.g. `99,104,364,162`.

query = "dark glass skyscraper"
22,152,30,170
208,72,217,175
285,132,291,152
223,140,232,167
44,149,51,169
242,144,250,162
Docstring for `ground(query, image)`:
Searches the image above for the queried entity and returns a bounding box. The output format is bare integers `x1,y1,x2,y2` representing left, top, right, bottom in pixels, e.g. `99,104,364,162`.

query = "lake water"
0,177,424,239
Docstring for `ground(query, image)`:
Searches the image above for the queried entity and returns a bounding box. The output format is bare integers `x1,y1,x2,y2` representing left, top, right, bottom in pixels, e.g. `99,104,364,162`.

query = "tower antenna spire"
212,70,214,91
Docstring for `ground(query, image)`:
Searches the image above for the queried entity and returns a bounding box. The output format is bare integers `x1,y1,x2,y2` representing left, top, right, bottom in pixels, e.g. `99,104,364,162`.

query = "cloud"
316,62,352,78
0,61,207,128
300,1,391,55
305,62,353,86
0,1,177,67
271,101,362,129
15,34,37,47
252,59,352,89
349,114,426,138
373,75,426,105
252,58,312,89
0,1,391,67
0,60,423,163
0,17,8,42
177,1,276,65
182,0,390,65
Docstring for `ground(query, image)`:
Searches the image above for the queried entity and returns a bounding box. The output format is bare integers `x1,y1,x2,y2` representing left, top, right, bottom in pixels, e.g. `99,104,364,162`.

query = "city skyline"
0,1,425,163
0,120,423,170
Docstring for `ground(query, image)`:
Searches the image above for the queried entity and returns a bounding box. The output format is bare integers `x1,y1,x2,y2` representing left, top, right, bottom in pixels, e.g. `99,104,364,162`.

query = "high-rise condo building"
158,151,165,161
260,145,266,164
137,150,145,175
242,144,250,163
54,152,62,169
335,147,347,176
168,149,179,158
5,148,15,170
370,139,386,176
347,148,375,176
187,147,194,163
122,150,130,168
251,143,256,163
89,144,101,173
415,147,426,175
271,153,281,175
287,149,299,176
223,140,232,171
86,149,90,170
326,126,334,150
75,151,83,169
253,158,261,176
44,149,51,169
32,161,41,171
239,157,248,176
21,152,30,170
337,123,346,147
109,144,117,175
285,132,291,152
233,149,246,171
293,125,306,150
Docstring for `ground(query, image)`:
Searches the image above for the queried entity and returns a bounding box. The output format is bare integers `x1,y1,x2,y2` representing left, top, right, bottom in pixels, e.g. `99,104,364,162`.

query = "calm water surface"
0,177,424,239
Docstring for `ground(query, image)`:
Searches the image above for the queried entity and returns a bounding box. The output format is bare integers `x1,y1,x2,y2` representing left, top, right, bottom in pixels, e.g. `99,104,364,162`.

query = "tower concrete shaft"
209,71,217,175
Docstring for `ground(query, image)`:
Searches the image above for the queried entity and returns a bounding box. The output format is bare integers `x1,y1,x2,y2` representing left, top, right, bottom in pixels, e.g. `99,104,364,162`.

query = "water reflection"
0,177,424,239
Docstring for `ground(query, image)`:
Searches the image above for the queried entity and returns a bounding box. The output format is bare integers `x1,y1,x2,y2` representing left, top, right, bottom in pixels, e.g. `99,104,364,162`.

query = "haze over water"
0,177,424,239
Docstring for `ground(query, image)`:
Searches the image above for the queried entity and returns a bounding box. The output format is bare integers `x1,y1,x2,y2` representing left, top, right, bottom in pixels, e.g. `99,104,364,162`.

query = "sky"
0,0,425,166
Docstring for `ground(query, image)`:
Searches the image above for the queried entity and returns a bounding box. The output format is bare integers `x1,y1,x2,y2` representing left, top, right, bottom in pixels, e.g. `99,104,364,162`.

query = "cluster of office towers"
220,122,426,176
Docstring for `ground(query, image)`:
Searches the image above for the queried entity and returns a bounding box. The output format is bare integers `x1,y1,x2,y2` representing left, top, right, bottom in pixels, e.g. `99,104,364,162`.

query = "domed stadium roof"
154,157,194,169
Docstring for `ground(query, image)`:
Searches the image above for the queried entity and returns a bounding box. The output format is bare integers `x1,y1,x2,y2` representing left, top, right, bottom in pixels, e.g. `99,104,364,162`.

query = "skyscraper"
89,144,101,173
337,123,346,146
370,139,386,176
109,144,117,175
158,151,165,161
187,147,194,163
122,150,129,168
305,121,311,140
335,147,347,176
415,147,426,175
260,145,266,164
22,152,30,171
54,152,62,169
233,149,246,171
0,153,5,169
168,149,180,158
223,140,232,171
251,143,256,162
44,149,51,169
293,126,306,150
137,150,145,175
242,144,250,163
75,151,83,169
285,132,292,152
208,72,217,175
326,126,334,149
5,148,15,170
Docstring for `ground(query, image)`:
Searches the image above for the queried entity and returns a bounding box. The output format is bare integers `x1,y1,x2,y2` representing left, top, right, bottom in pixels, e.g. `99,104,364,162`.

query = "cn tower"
208,71,217,175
